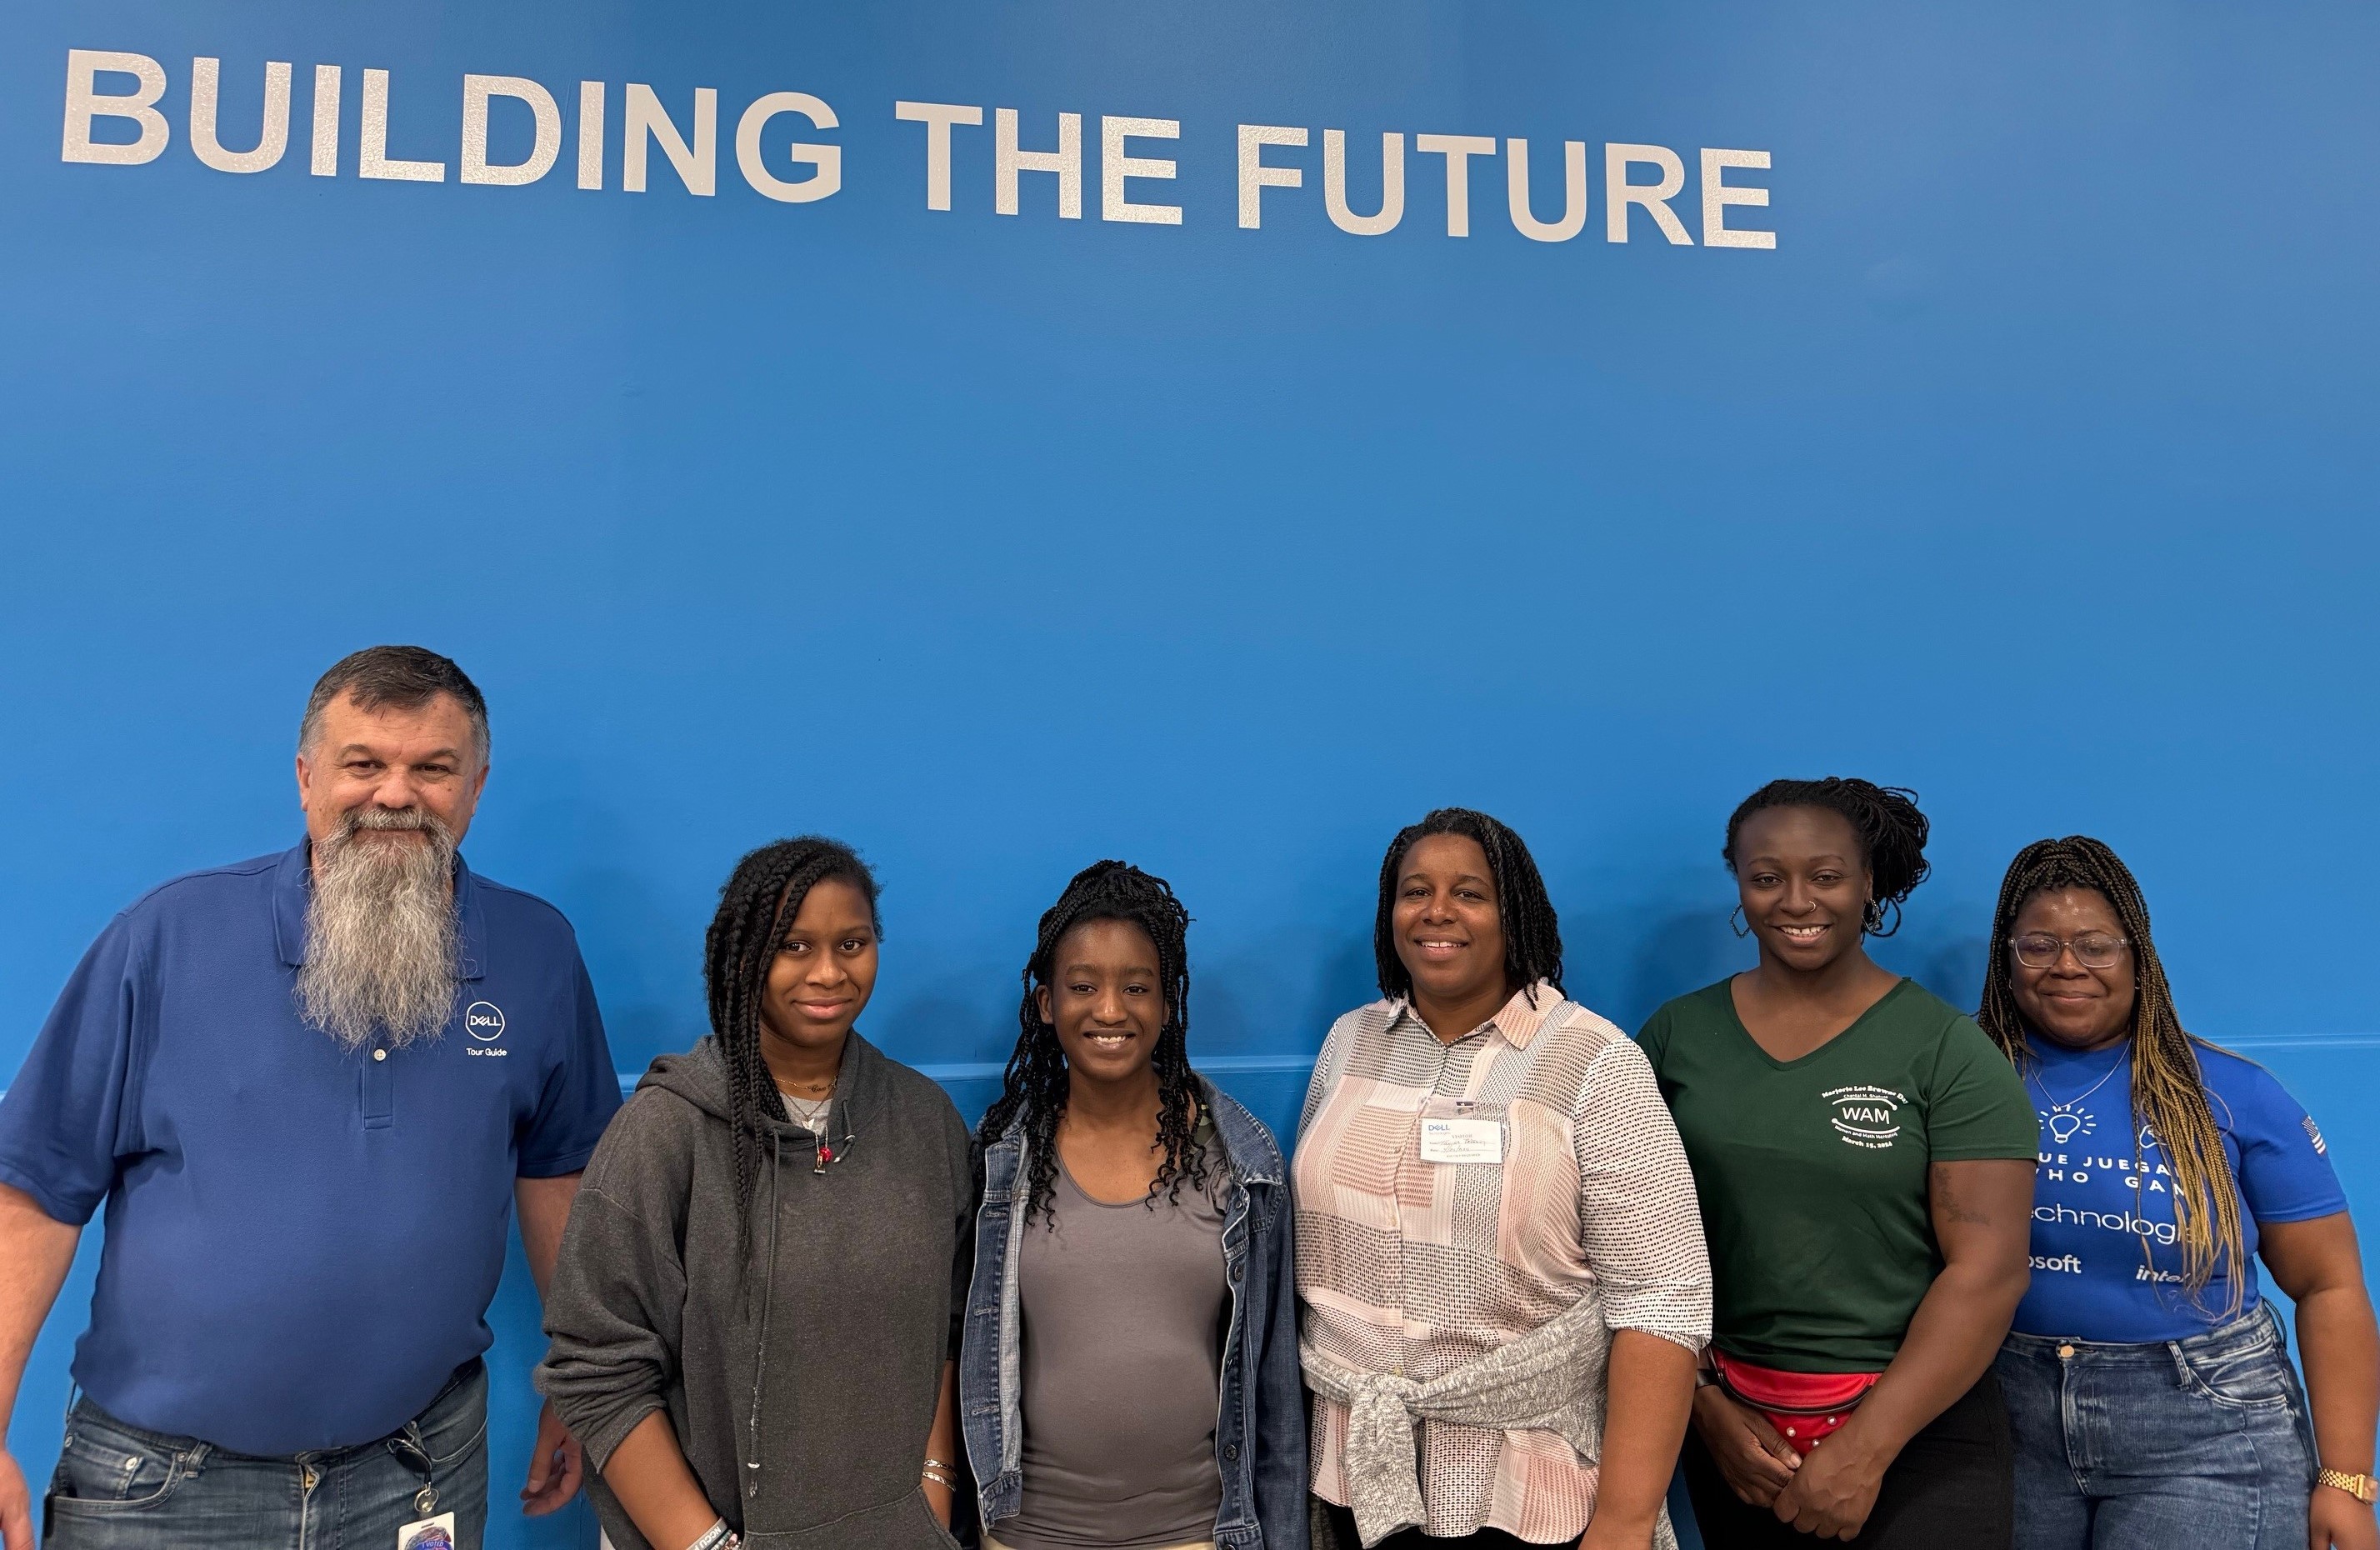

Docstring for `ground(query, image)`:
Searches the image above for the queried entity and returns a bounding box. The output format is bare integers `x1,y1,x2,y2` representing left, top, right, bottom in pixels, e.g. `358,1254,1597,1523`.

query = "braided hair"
1722,778,1931,936
1976,836,2246,1312
702,836,881,1243
1373,808,1564,1002
980,861,1209,1226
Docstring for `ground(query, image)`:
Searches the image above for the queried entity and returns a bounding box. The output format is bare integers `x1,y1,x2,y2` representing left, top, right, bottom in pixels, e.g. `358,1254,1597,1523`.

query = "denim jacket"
958,1077,1308,1550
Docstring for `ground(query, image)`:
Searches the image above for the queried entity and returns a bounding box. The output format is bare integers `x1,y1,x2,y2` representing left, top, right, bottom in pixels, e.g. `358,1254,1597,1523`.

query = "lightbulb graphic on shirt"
2041,1105,2096,1147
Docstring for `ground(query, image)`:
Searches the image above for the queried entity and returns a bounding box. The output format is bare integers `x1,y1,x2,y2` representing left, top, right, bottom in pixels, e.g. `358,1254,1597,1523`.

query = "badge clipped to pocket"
398,1512,458,1550
1418,1098,1506,1166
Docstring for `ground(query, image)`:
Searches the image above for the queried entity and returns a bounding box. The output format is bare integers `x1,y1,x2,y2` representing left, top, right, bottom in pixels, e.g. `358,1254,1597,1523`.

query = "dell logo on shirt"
464,1002,507,1042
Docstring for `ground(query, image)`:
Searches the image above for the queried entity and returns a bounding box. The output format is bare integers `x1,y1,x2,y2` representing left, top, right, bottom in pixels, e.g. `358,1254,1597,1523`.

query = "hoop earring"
1729,905,1751,939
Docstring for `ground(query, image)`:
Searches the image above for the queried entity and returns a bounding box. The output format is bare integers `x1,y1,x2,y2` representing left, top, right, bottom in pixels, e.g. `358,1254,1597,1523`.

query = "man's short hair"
298,646,490,763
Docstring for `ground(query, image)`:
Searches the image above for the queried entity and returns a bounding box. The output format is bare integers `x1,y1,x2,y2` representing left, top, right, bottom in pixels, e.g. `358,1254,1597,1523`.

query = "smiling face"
1038,917,1167,1088
1732,805,1872,972
2009,887,2136,1051
296,689,488,860
1392,832,1511,1009
759,876,880,1058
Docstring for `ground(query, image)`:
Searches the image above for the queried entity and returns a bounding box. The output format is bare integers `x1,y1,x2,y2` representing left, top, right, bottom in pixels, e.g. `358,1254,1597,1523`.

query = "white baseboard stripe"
9,1040,2370,1109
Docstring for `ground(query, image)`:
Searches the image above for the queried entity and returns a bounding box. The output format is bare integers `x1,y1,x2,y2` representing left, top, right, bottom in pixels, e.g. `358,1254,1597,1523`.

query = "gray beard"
297,808,460,1051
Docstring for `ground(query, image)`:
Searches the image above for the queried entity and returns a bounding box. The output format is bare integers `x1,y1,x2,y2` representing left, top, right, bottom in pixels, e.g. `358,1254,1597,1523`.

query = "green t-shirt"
1636,977,2035,1372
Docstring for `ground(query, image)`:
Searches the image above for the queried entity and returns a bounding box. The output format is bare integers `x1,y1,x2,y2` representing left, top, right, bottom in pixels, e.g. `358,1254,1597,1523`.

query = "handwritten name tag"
1418,1116,1504,1166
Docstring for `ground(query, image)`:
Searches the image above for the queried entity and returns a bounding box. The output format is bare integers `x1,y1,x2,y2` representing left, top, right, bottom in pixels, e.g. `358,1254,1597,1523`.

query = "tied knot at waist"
1300,1292,1676,1550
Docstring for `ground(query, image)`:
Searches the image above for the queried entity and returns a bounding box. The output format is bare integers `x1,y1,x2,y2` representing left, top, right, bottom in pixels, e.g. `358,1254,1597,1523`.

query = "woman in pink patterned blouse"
1292,808,1712,1550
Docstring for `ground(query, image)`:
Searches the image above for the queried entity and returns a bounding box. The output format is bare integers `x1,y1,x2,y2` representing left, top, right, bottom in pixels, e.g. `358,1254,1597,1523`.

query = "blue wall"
4,2,2376,1546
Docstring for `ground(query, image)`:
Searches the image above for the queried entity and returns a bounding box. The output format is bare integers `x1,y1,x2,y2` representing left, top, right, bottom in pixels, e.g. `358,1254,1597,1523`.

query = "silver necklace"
2027,1052,2124,1148
779,1085,833,1133
2028,1052,2123,1113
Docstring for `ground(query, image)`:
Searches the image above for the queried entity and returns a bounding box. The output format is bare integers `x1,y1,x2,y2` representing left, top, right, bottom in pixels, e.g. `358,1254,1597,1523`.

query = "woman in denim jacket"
960,861,1308,1550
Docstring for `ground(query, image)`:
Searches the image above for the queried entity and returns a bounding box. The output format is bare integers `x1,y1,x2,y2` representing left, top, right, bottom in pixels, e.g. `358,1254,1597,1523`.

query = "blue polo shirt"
0,843,620,1454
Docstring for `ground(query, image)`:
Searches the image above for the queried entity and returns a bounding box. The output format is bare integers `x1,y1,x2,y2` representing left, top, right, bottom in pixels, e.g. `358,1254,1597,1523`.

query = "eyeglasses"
2008,932,2131,970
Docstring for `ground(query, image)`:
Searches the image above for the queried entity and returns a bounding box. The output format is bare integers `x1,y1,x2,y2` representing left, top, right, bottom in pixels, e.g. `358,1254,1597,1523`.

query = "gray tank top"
996,1138,1231,1550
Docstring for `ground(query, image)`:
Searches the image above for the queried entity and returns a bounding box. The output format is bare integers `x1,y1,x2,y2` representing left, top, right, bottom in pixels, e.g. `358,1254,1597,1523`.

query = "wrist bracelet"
2318,1468,2378,1506
686,1521,738,1550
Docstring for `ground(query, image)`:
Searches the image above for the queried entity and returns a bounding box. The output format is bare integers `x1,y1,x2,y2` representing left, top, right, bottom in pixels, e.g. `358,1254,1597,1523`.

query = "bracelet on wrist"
685,1522,738,1550
2318,1468,2378,1506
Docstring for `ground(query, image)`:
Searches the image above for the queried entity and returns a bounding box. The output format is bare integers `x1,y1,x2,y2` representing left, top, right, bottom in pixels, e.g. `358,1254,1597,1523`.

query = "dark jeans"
1318,1499,1553,1548
1996,1303,2316,1550
43,1360,489,1550
1682,1371,2013,1549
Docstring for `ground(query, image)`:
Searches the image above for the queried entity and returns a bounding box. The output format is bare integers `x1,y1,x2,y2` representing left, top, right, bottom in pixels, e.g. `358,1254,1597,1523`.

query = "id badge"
1418,1099,1504,1165
398,1512,458,1550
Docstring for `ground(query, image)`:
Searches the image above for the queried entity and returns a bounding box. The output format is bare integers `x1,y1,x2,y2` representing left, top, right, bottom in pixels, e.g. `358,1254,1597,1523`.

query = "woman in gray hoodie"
538,837,974,1550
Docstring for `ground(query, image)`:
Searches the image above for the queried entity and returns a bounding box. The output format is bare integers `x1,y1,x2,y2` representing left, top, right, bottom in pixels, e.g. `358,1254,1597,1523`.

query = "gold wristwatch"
2318,1468,2378,1505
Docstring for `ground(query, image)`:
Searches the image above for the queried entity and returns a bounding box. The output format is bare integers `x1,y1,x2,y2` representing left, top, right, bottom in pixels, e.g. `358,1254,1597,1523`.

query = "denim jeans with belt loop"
42,1358,489,1550
1995,1302,2317,1550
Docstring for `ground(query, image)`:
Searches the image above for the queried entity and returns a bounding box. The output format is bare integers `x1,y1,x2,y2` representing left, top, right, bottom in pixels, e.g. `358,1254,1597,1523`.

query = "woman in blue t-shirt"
1977,837,2378,1550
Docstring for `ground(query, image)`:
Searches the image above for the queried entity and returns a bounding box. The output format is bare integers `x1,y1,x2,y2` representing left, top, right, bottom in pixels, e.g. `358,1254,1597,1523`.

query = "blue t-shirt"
2015,1031,2345,1342
0,843,621,1453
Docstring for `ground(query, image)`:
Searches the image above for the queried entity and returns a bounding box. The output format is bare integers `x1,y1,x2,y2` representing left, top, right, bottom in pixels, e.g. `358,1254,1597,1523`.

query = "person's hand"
518,1400,583,1516
0,1447,32,1550
2312,1482,2379,1550
1691,1387,1798,1508
922,1476,953,1528
1771,1429,1888,1541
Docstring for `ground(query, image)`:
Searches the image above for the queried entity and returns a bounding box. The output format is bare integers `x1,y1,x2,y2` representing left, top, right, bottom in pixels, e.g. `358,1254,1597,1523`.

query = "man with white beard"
0,646,621,1550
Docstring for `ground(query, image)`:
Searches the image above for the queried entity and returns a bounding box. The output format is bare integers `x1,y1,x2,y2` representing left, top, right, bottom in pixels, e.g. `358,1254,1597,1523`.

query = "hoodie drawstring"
747,1127,785,1500
740,1075,869,1509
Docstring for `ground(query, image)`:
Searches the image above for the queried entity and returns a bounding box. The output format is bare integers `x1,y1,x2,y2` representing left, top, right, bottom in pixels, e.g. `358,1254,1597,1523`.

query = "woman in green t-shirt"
1637,778,2037,1548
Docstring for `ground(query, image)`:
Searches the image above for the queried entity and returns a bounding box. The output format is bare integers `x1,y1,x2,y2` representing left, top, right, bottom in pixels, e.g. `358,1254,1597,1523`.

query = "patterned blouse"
1293,982,1712,1542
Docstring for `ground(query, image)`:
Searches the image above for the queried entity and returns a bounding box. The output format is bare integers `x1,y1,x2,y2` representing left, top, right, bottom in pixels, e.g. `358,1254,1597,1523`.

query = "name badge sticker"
1419,1115,1504,1166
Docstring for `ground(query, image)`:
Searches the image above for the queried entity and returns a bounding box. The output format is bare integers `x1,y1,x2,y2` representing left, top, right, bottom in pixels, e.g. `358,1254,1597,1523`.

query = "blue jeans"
1996,1303,2317,1550
43,1360,489,1550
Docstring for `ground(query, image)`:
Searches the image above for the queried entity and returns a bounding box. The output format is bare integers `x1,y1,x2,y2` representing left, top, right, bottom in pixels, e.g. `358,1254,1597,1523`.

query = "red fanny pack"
1710,1352,1882,1455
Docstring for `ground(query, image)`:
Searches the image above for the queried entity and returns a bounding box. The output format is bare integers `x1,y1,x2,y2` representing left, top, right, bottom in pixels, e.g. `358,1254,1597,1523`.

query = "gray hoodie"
538,1032,973,1550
